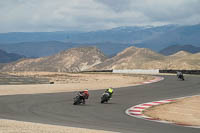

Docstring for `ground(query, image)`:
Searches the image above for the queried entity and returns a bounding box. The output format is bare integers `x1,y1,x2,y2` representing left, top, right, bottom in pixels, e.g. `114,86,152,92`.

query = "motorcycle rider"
177,71,183,78
105,87,114,99
78,89,89,104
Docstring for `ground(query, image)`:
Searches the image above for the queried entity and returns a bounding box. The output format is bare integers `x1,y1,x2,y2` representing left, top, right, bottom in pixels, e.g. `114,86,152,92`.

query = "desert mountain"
91,46,200,70
169,51,192,58
91,46,166,70
159,45,200,55
166,52,200,70
0,49,25,63
1,46,199,72
1,47,107,72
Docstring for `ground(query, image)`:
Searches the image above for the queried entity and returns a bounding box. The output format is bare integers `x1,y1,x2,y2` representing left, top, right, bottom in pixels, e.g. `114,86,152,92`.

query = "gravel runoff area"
0,119,118,133
0,72,154,96
144,95,200,126
0,72,154,133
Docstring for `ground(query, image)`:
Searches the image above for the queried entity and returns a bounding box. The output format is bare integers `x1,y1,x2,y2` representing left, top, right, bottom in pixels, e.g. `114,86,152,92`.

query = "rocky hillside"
1,46,199,72
1,47,107,72
169,51,192,58
91,46,166,70
166,52,200,70
91,47,200,70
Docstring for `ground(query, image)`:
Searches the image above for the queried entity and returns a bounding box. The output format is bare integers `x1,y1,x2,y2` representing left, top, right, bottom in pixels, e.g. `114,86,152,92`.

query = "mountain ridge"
0,49,25,63
1,46,200,72
0,47,107,72
159,45,200,55
0,24,200,58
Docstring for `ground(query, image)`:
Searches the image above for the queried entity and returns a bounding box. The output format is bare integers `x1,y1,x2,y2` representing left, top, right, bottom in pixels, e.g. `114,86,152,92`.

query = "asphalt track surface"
0,75,200,133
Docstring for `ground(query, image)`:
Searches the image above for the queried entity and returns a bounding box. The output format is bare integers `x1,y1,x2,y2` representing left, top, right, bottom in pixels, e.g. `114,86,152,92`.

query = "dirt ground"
144,95,200,126
0,119,117,133
0,72,153,133
0,72,153,95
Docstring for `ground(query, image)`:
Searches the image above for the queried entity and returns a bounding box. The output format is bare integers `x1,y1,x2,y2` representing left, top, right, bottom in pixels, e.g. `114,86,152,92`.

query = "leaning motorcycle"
178,74,184,80
73,94,84,105
101,92,110,103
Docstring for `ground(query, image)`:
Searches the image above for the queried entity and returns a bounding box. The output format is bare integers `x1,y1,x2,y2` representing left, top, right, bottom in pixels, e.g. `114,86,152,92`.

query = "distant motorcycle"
101,92,111,103
177,74,184,80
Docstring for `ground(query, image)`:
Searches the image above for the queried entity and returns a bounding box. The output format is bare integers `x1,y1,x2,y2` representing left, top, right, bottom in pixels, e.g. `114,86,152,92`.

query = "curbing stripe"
126,98,200,128
125,76,200,128
126,100,176,126
134,76,164,86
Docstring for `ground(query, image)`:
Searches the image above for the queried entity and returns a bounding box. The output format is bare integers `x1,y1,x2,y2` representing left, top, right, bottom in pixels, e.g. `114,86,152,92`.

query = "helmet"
108,87,113,90
84,89,88,93
108,87,113,93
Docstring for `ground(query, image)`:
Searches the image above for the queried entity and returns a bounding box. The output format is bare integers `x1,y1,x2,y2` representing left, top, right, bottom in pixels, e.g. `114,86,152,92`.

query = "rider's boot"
82,99,85,104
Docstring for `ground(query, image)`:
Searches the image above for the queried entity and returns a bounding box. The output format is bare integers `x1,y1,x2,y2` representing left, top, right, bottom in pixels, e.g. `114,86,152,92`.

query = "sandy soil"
0,119,117,133
0,72,153,133
0,72,153,96
144,95,200,126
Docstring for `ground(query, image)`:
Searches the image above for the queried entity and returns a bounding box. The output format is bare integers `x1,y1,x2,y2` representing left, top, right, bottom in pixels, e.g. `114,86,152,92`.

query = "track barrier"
81,69,200,75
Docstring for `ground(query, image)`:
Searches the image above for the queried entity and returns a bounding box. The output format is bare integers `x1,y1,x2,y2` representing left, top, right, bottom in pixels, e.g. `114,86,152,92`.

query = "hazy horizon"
0,0,200,33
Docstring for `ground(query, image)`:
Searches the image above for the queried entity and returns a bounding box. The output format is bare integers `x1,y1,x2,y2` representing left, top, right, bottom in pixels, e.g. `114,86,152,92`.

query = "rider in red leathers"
79,89,89,104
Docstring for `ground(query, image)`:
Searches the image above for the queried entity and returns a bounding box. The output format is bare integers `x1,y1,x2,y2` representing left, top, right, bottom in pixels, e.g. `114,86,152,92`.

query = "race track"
0,75,200,133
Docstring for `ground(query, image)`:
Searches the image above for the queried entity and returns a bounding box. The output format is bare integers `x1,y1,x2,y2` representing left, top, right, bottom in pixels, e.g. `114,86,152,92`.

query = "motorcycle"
73,93,84,105
177,74,184,80
101,92,110,103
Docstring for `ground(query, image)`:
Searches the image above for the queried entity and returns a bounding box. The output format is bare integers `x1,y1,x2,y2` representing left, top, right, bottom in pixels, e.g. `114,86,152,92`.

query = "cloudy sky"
0,0,200,33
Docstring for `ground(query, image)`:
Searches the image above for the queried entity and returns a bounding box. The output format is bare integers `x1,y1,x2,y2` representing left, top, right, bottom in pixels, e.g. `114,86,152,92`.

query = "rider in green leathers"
105,88,114,99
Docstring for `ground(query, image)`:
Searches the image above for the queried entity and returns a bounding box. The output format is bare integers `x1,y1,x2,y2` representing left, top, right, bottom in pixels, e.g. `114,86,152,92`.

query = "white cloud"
0,0,199,33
